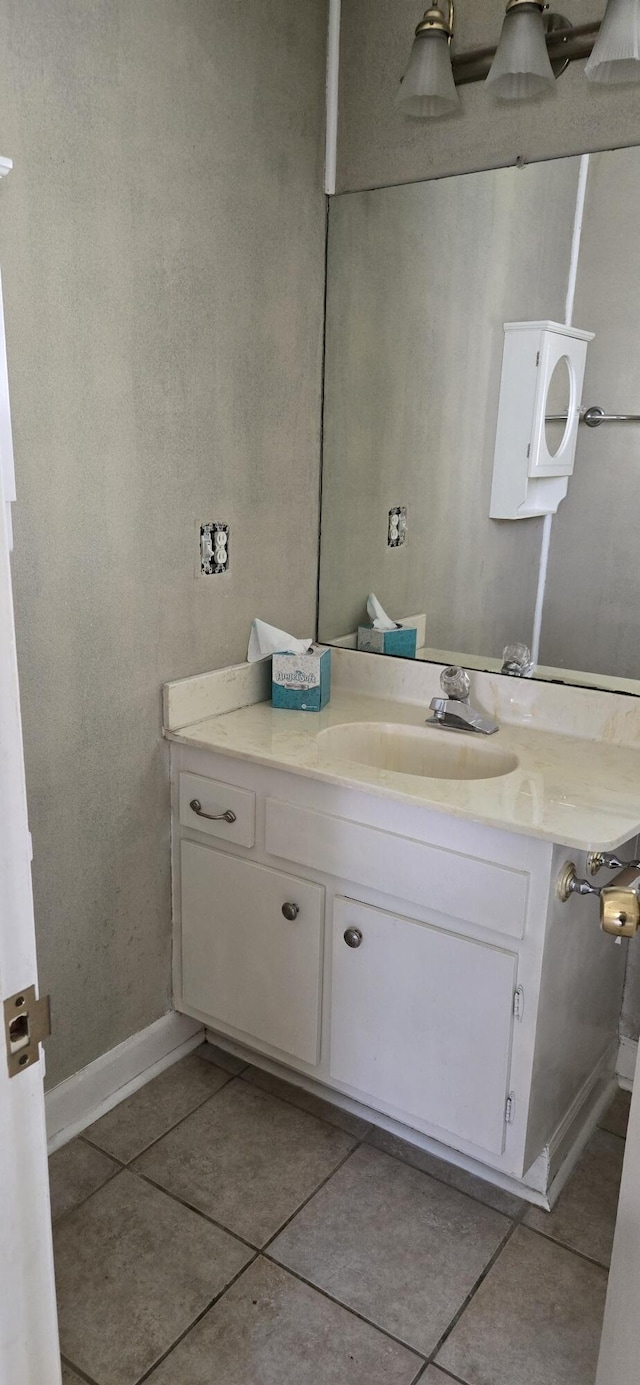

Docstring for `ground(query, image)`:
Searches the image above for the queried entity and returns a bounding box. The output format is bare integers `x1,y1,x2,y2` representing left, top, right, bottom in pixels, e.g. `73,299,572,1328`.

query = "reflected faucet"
500,643,534,678
427,667,499,736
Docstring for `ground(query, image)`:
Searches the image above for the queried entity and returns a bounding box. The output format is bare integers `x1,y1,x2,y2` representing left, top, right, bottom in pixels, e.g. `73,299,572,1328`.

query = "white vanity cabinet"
171,741,628,1203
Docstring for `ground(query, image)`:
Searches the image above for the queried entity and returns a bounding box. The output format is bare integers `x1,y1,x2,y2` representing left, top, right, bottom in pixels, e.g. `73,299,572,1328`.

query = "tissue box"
272,647,331,712
357,625,417,659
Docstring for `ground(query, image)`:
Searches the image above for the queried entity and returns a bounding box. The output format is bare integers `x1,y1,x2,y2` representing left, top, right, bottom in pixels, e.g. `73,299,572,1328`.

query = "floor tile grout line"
260,1250,429,1363
76,1103,366,1260
363,1130,526,1223
259,1134,368,1253
77,1137,127,1167
415,1364,469,1385
60,1354,101,1385
78,1063,525,1231
51,1162,123,1230
240,1065,527,1224
267,1202,601,1379
425,1217,522,1366
80,1105,525,1252
128,1128,524,1365
79,1066,237,1165
132,1250,261,1385
131,1125,367,1255
596,1124,627,1145
132,1168,261,1252
414,1365,469,1385
520,1218,612,1272
200,1046,251,1078
239,1065,374,1140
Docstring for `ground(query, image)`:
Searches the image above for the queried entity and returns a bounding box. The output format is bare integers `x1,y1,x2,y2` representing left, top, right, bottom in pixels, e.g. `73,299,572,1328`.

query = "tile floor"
49,1045,630,1385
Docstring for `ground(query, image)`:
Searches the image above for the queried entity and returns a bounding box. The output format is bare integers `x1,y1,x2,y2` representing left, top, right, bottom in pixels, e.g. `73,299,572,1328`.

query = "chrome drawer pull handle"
190,798,237,825
282,902,299,922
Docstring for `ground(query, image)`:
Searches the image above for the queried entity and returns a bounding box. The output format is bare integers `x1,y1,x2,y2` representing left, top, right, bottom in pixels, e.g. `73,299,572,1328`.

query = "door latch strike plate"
3,985,51,1077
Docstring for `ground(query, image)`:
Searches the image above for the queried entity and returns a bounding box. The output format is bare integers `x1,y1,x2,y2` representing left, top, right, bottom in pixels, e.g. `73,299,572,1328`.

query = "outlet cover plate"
200,522,229,575
388,506,407,548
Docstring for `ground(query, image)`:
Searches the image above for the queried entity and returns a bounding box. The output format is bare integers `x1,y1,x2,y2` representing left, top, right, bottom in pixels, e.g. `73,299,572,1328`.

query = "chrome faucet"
427,667,499,736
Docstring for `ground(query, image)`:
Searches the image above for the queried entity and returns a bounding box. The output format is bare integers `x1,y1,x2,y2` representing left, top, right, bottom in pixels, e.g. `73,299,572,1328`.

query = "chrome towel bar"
546,404,640,428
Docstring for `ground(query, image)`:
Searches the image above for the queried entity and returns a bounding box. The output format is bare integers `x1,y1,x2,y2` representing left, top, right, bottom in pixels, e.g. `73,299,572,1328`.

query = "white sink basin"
317,722,519,782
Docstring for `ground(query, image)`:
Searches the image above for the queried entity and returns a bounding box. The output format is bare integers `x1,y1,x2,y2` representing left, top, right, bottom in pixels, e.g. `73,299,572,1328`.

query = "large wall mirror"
317,145,640,692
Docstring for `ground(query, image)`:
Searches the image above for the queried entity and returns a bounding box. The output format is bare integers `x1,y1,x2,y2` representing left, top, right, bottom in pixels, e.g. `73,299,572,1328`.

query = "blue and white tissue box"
357,625,417,659
272,647,331,712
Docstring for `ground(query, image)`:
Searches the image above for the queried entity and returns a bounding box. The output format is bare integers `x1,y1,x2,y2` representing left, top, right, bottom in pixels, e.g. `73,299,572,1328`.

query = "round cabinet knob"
282,902,299,922
344,927,363,949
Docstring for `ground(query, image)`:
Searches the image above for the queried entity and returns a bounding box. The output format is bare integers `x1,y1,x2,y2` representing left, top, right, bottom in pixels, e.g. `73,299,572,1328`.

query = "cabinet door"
181,841,324,1064
331,898,517,1155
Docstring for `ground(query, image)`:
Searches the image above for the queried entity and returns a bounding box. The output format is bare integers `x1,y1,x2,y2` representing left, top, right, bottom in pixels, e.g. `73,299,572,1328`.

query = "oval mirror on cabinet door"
545,354,573,458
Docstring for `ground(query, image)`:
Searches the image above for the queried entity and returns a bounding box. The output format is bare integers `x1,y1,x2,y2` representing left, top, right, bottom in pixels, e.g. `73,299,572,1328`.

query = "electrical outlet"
388,506,407,548
200,522,229,575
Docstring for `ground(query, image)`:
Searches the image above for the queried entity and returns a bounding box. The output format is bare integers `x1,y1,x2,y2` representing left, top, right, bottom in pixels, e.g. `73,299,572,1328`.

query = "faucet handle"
501,643,534,678
440,666,470,702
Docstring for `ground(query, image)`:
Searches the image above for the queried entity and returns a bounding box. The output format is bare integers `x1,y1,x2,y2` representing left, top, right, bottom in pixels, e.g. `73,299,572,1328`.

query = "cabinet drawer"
179,772,255,848
331,897,517,1155
265,798,529,939
181,841,324,1064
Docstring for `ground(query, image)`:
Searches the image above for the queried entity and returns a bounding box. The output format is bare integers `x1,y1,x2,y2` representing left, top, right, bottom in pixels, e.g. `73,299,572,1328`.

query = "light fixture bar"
451,19,601,86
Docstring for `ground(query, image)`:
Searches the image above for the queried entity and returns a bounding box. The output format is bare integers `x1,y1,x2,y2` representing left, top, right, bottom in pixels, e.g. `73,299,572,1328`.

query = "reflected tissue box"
357,625,417,659
272,647,331,712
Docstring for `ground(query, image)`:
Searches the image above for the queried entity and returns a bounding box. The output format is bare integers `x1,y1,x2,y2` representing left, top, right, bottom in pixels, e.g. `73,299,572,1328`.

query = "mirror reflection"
318,146,640,691
545,356,572,459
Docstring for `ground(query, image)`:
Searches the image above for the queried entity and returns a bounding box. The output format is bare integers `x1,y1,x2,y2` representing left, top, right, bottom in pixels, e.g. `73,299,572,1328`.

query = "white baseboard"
46,1011,204,1153
616,1036,638,1091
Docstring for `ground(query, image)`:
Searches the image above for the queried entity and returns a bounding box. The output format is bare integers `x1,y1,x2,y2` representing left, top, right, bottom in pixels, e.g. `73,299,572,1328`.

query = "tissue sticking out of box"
358,595,418,659
248,619,313,664
367,594,398,632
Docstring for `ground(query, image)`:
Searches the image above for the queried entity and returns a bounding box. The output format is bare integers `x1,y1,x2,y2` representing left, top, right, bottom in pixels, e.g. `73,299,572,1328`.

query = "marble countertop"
167,689,640,851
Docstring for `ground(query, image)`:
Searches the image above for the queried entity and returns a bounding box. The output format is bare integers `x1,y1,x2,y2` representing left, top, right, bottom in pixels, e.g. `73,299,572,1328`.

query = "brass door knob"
600,887,640,939
282,902,299,922
344,927,363,949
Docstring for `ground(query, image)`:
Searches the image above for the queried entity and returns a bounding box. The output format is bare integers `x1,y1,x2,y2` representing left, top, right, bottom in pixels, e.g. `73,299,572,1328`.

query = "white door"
330,897,518,1155
0,323,61,1376
596,1044,640,1383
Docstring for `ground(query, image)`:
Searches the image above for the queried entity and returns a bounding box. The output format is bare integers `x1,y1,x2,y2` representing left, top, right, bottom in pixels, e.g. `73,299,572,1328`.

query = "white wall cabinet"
171,748,628,1204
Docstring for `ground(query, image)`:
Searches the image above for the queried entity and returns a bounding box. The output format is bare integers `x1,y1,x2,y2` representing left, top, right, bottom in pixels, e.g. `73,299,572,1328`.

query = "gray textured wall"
337,0,640,193
318,157,579,654
2,0,327,1086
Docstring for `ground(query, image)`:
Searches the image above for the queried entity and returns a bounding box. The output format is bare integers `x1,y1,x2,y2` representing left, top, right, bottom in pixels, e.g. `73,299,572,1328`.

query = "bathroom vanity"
165,650,639,1206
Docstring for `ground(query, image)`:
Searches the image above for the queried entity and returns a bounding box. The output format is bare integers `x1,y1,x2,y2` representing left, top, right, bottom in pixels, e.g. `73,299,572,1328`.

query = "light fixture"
396,4,640,119
585,0,640,83
395,3,460,119
486,1,556,100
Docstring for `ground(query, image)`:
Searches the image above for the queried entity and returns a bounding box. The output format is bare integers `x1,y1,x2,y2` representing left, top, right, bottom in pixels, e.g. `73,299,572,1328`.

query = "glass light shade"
585,0,640,84
486,4,556,100
396,30,460,118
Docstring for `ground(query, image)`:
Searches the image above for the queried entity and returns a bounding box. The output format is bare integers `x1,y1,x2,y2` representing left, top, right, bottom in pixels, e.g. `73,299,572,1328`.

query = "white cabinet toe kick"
170,743,627,1206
